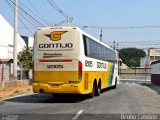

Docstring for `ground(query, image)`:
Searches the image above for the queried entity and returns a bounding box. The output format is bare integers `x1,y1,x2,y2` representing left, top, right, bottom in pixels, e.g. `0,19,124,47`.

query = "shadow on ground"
139,83,160,95
3,88,111,104
3,94,88,103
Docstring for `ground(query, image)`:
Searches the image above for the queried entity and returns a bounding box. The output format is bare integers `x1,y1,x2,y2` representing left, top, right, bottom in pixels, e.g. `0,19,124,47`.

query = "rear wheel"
89,82,96,98
95,81,101,96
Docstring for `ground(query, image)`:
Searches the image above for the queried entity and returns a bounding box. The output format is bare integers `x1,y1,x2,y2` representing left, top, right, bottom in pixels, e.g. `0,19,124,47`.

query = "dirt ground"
0,86,32,100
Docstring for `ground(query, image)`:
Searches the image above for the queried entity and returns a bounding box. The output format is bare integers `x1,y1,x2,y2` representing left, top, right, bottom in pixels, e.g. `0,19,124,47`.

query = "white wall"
28,37,34,48
151,63,160,74
0,14,26,59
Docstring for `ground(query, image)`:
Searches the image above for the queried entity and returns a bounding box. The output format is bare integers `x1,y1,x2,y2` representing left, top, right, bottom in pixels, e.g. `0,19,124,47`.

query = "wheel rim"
98,86,101,94
97,83,101,95
91,83,96,97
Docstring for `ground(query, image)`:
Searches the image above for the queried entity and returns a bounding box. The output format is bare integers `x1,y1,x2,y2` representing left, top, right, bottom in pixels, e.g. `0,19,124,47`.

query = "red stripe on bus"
39,60,49,62
39,60,72,62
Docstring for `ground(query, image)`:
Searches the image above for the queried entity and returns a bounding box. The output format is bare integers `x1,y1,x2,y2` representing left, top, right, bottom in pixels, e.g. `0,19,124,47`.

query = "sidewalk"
120,79,160,94
142,83,160,94
0,86,32,100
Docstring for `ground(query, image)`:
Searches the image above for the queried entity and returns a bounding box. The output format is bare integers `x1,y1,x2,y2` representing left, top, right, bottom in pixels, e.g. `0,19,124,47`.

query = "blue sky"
1,0,160,50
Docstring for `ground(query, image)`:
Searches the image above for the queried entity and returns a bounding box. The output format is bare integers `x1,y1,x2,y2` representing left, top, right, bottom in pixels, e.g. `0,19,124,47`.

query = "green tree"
18,46,33,70
119,48,146,67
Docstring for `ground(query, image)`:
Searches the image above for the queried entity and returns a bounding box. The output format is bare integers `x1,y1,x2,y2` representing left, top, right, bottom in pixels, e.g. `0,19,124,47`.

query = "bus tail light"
78,61,83,83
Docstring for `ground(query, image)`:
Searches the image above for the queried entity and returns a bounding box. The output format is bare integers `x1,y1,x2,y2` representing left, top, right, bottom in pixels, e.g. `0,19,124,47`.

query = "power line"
119,40,160,43
6,0,34,34
47,0,73,26
107,40,160,44
7,0,38,28
28,0,51,25
83,25,160,30
119,44,160,46
47,0,67,18
83,25,160,47
107,40,160,50
9,0,45,27
24,0,51,26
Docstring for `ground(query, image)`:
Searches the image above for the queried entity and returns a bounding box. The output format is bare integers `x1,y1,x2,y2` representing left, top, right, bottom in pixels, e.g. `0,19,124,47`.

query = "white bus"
32,26,119,97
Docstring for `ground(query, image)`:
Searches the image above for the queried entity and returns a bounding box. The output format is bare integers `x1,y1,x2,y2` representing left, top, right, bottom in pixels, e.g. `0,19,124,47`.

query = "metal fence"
120,68,151,80
17,70,30,80
0,63,31,81
0,64,9,80
0,80,30,89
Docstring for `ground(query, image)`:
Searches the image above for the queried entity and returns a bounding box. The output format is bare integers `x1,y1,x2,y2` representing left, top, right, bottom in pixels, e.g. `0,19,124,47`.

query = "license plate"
52,85,59,88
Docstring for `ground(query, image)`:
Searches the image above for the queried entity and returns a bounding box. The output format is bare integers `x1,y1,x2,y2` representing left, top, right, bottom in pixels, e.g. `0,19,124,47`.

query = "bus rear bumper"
32,83,85,94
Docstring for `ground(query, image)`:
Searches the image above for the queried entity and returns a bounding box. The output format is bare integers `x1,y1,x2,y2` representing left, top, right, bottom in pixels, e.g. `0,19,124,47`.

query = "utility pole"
116,43,119,51
67,15,69,26
100,28,102,42
67,15,73,26
113,41,116,50
13,0,18,80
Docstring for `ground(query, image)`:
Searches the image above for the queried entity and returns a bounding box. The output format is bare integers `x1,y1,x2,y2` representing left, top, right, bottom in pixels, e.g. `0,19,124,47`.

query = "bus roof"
36,26,117,53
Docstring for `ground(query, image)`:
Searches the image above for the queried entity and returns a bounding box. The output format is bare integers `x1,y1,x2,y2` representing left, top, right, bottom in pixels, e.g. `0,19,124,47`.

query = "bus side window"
83,35,91,57
89,40,97,58
102,47,106,60
97,45,102,59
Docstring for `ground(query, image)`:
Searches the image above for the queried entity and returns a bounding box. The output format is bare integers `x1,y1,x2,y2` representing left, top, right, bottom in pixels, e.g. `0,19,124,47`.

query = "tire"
95,81,101,96
89,82,96,98
112,78,117,89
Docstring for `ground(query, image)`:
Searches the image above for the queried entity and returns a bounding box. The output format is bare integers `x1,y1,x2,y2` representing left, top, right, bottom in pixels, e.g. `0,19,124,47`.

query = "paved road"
0,83,160,120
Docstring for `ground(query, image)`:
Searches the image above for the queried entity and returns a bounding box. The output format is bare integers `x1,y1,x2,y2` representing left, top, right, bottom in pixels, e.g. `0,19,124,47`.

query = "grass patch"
27,88,30,91
9,94,14,97
14,90,20,94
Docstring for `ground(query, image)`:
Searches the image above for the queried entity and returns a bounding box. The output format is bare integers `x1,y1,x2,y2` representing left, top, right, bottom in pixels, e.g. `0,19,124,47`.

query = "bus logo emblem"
45,31,67,41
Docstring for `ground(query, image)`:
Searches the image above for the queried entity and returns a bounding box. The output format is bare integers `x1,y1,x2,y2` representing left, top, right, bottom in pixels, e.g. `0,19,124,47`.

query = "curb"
120,79,151,81
0,91,33,101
